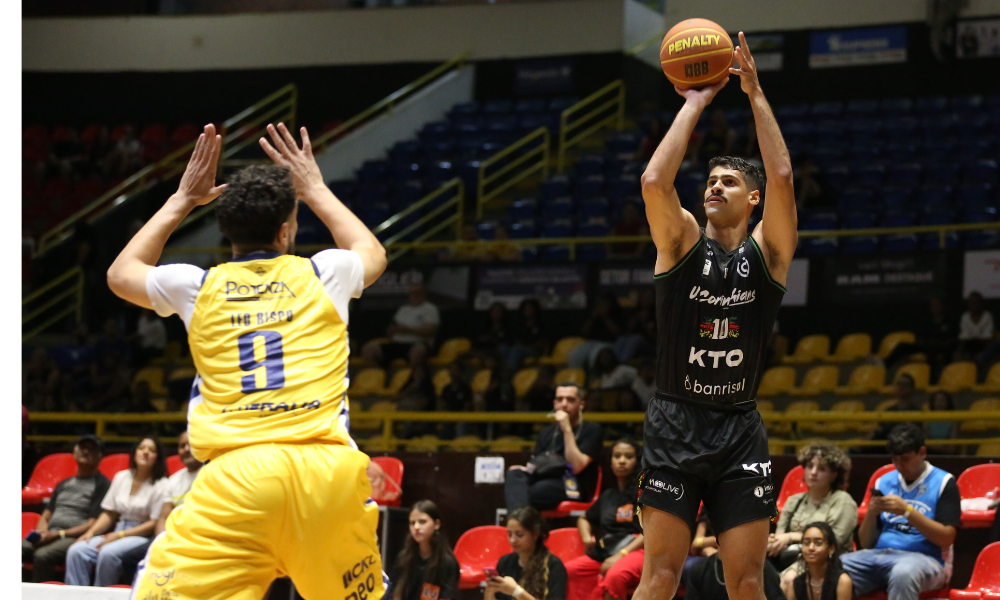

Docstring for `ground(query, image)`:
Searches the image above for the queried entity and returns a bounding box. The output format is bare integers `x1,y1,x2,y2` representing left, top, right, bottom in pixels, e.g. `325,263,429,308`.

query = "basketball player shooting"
632,32,798,600
107,123,389,600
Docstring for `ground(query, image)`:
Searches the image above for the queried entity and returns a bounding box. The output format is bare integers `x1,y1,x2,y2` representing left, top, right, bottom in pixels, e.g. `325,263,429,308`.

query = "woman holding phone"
486,507,567,600
390,500,460,600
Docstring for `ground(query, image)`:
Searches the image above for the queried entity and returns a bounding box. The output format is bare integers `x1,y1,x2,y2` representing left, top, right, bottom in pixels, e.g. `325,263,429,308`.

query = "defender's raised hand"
259,123,325,196
176,124,227,207
729,31,762,95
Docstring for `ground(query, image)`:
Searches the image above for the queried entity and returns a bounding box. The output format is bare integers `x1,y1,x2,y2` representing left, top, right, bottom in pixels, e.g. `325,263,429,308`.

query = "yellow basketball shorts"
132,442,385,600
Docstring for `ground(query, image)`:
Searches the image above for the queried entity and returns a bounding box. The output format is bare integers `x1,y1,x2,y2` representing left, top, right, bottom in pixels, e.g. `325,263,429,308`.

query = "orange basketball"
660,18,733,90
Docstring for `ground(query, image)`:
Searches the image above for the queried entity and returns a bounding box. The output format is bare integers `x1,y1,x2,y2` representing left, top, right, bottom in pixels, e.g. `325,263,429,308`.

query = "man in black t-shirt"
634,34,799,600
504,383,604,512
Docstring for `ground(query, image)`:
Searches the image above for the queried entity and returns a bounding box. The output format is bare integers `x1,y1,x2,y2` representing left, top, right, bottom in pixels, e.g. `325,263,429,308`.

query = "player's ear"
276,221,291,248
748,189,761,206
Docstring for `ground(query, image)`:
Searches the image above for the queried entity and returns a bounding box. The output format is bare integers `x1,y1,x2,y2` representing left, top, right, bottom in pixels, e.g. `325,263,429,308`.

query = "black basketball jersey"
654,231,785,408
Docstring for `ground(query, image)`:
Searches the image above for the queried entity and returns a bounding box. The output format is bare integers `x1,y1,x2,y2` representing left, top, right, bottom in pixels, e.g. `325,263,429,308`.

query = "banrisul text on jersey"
653,231,785,407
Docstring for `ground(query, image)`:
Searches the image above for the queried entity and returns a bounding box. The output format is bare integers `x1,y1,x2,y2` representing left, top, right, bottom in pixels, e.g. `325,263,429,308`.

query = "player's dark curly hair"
216,165,296,245
709,156,766,195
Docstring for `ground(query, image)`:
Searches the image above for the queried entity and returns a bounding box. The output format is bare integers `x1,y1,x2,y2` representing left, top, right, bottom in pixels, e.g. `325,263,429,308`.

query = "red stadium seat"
957,464,999,528
166,455,184,476
950,542,1000,600
546,527,586,563
22,453,77,505
99,454,132,480
857,464,897,523
454,526,511,589
370,456,404,507
541,467,603,519
140,124,169,162
776,465,808,514
23,512,41,539
170,124,199,150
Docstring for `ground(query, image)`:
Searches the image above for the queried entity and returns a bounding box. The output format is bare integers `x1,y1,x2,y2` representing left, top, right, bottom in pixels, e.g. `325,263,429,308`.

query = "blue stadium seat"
328,180,356,200
950,94,982,113
483,100,513,114
841,236,879,254
924,163,962,185
880,188,914,210
886,164,924,187
842,212,877,229
574,155,606,177
800,237,838,256
517,113,551,136
801,212,838,231
391,162,421,182
964,160,999,185
855,165,886,187
425,141,456,161
455,123,483,139
960,139,996,162
883,115,919,133
477,222,496,240
577,244,606,260
573,176,606,201
883,143,918,162
838,189,874,213
541,220,573,238
419,122,453,144
357,183,389,203
881,210,917,228
882,234,918,252
919,232,960,250
510,221,537,239
392,182,424,208
424,161,455,186
541,197,574,219
539,175,571,200
921,208,956,226
577,220,610,237
846,99,879,115
814,119,844,139
515,99,547,113
510,198,538,221
921,114,957,136
920,184,954,207
389,140,423,164
577,198,609,220
450,101,479,116
811,101,844,117
879,98,913,114
607,176,641,198
540,245,571,261
548,98,579,113
358,160,389,182
775,103,810,120
962,206,999,224
811,148,843,170
607,132,641,154
603,154,630,178
914,97,949,114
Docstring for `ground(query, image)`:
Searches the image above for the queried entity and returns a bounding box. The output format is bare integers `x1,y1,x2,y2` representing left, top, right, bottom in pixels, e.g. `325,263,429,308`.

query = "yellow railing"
22,267,84,342
476,126,551,219
558,80,625,173
37,85,298,255
373,178,465,263
25,410,1000,454
625,31,665,57
311,54,469,152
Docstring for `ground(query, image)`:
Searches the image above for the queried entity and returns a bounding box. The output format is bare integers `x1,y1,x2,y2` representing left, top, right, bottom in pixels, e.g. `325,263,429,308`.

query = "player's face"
803,456,835,493
408,510,439,544
800,527,832,567
704,167,756,226
506,519,539,554
611,442,637,479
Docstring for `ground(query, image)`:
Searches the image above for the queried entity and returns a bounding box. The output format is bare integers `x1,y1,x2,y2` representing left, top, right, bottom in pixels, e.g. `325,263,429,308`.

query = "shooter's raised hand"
729,31,761,95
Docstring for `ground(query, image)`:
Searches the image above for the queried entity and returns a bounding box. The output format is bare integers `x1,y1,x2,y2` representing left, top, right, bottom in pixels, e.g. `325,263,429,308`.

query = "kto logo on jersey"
223,281,297,301
699,317,740,339
742,461,772,477
689,347,744,368
689,286,756,307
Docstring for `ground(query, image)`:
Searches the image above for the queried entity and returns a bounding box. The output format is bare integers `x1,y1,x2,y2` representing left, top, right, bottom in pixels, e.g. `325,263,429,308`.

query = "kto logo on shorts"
742,461,772,477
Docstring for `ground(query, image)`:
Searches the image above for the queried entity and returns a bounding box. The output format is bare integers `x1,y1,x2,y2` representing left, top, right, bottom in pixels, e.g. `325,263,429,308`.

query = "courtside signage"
963,250,1000,299
808,26,907,68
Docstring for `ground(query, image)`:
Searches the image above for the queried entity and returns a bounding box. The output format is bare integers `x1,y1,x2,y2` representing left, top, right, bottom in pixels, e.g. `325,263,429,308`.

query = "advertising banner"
957,19,1000,58
964,250,1000,299
823,254,946,304
744,33,784,72
475,265,587,310
359,266,469,311
809,26,907,68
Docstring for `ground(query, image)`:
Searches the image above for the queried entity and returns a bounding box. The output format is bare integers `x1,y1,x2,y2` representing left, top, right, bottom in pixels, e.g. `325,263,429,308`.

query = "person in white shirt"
133,308,168,366
65,436,170,586
155,431,204,535
958,291,994,357
362,283,440,367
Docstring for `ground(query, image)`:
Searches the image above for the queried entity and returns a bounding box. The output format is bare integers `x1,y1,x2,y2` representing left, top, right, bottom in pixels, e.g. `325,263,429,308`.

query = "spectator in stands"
924,391,958,455
770,444,857,587
106,125,143,177
564,438,644,600
694,109,737,163
867,374,921,444
882,298,956,378
841,424,960,600
66,436,170,587
52,324,94,378
48,126,86,178
389,500,460,600
609,202,649,259
685,553,785,600
957,291,994,359
510,299,549,368
132,309,167,367
568,296,623,370
784,522,853,600
363,283,440,367
154,431,203,535
793,154,830,209
22,434,111,583
440,361,474,439
486,506,567,600
613,290,656,362
395,364,437,438
117,381,159,437
523,366,557,413
592,348,638,390
480,353,515,414
95,317,132,364
442,223,490,262
88,125,115,175
88,353,133,412
630,360,656,410
635,117,665,161
476,303,516,368
489,224,523,262
504,383,603,512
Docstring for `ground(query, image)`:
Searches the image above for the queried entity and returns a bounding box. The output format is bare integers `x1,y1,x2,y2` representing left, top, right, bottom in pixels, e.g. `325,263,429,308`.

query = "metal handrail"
372,178,465,262
36,85,299,255
311,53,469,152
22,267,84,342
558,80,625,173
626,31,665,57
477,126,550,218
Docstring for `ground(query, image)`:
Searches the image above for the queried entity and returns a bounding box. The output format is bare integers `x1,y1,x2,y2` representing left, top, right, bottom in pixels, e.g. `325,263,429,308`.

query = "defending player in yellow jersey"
107,122,388,600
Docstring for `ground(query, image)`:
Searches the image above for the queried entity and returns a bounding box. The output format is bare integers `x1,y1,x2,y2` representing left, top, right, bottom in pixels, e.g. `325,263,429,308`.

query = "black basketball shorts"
638,393,777,535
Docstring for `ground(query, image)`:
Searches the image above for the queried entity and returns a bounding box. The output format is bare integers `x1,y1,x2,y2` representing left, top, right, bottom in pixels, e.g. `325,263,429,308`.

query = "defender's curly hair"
708,156,767,196
216,165,296,245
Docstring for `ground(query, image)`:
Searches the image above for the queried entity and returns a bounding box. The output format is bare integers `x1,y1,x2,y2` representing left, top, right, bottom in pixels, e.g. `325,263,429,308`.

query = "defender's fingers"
300,127,313,156
277,122,299,152
266,124,290,155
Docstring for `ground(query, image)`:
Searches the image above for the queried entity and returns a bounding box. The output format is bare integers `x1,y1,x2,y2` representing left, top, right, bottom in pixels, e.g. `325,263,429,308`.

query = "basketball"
660,18,733,90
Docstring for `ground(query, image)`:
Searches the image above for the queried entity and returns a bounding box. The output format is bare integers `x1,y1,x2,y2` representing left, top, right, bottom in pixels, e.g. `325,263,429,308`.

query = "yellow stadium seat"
432,369,452,397
782,335,831,365
428,338,472,367
489,436,530,452
856,398,900,434
928,361,976,394
554,368,586,387
881,363,930,394
973,363,1000,393
835,365,886,396
812,400,866,435
151,341,184,365
977,442,1000,457
768,439,788,455
471,369,492,394
133,367,169,396
959,398,1000,434
757,400,774,412
168,366,197,382
361,437,397,453
150,398,170,412
384,368,412,396
539,337,585,366
825,333,872,363
352,399,395,432
450,435,485,452
757,367,797,398
350,368,386,398
403,435,440,452
771,335,789,362
790,366,839,397
513,369,539,398
876,331,916,360
785,400,821,432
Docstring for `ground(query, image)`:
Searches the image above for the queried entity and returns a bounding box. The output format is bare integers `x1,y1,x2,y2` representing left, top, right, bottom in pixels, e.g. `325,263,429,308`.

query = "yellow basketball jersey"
186,252,353,461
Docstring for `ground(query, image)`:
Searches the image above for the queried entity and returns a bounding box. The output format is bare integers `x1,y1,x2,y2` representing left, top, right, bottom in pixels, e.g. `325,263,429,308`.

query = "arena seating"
856,464,898,522
454,525,511,589
166,455,183,476
540,467,602,520
546,527,586,563
957,464,1000,528
22,453,76,505
775,465,807,514
370,456,404,507
949,542,1000,600
98,454,131,480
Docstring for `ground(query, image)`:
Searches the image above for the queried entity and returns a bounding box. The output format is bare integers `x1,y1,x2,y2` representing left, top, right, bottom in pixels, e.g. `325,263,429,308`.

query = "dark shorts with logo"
638,392,776,535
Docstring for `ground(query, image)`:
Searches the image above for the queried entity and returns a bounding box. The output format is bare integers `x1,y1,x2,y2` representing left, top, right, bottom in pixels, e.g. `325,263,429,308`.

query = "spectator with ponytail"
784,522,853,600
390,500,460,600
486,507,568,600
